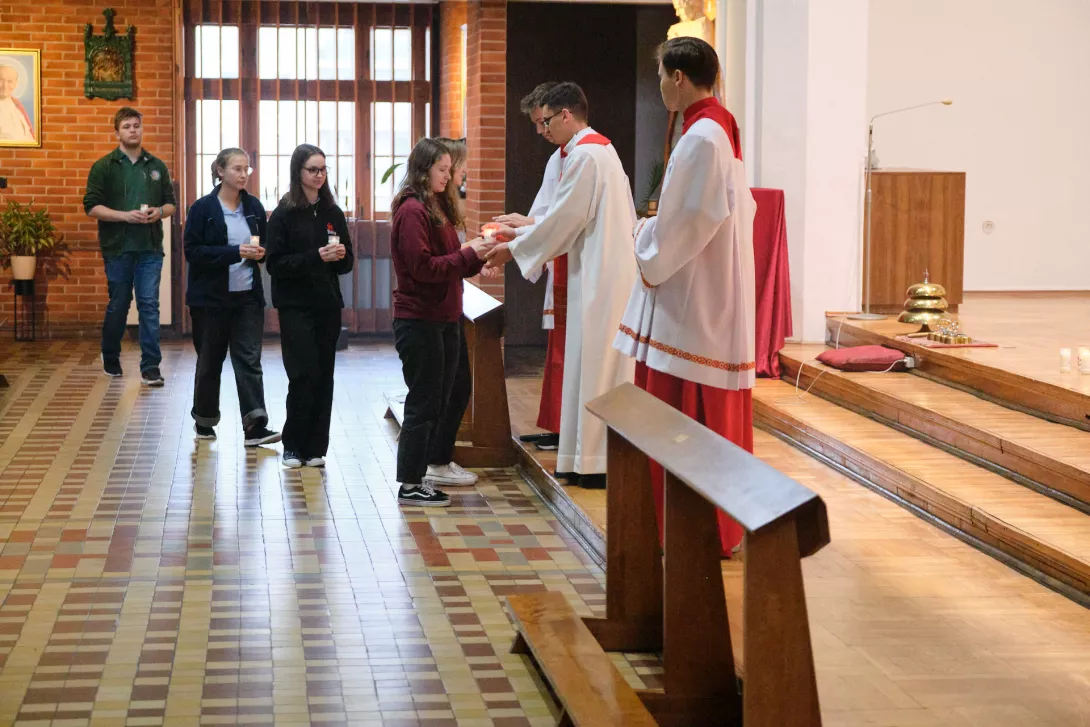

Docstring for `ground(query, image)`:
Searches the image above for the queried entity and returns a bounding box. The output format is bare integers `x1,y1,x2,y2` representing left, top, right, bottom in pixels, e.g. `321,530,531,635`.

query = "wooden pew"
507,382,830,727
384,281,516,468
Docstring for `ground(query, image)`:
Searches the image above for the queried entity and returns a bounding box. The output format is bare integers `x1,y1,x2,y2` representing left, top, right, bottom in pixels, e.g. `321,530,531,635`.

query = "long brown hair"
281,143,337,210
390,138,457,227
436,137,466,230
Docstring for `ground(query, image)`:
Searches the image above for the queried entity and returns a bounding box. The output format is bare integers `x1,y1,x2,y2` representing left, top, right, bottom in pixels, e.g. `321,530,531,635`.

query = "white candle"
1060,348,1072,373
250,235,260,246
484,229,496,242
328,235,340,246
1078,346,1090,373
139,204,149,214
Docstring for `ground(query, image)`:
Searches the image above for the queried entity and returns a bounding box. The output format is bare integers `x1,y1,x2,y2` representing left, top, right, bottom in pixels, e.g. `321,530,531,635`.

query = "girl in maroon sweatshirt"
390,138,493,507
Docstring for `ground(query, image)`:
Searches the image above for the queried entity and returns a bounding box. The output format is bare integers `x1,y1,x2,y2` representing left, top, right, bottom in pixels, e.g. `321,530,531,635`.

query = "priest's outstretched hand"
493,212,532,228
484,242,513,270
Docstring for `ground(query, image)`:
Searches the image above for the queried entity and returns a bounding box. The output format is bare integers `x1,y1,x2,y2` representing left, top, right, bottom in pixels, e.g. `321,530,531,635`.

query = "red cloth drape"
635,362,753,557
752,188,792,378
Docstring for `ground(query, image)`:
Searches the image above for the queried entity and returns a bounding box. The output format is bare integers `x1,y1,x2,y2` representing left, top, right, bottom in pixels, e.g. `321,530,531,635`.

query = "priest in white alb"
492,82,566,455
614,37,756,557
485,82,637,489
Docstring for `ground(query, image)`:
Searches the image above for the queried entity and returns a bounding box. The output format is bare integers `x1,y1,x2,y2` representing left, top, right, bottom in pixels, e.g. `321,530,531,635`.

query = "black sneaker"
194,424,216,440
519,432,551,443
141,368,165,387
244,426,281,447
102,356,122,377
534,433,560,451
397,483,451,507
282,451,303,469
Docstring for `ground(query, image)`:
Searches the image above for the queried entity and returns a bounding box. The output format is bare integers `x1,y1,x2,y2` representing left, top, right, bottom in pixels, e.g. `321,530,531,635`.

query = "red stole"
682,97,741,160
11,97,34,141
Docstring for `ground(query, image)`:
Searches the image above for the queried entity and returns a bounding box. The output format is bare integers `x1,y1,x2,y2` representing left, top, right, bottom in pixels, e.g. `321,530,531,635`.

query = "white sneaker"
304,456,326,468
424,462,478,487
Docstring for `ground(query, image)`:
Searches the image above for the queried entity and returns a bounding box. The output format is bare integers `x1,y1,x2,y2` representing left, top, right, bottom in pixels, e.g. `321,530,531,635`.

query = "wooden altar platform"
504,292,1090,724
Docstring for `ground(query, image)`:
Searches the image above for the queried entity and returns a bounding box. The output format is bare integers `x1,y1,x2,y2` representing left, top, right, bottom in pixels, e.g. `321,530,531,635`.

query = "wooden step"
825,316,1090,431
753,379,1090,600
506,591,659,727
778,344,1090,509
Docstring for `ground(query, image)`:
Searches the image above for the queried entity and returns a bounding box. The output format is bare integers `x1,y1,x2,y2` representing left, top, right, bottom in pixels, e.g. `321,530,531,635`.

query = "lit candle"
139,204,149,214
1060,348,1072,373
328,235,340,246
250,235,260,246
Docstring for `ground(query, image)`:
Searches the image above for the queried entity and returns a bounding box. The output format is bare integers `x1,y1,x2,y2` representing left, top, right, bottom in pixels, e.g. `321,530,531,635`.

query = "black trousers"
279,307,342,457
190,300,268,429
393,318,471,485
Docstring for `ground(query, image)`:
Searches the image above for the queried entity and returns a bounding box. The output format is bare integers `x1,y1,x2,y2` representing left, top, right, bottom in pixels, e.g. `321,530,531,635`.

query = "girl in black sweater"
266,144,355,468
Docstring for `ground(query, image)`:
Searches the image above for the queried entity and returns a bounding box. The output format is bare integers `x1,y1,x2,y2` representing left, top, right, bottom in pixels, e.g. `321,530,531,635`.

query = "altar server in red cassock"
614,37,756,556
486,82,637,489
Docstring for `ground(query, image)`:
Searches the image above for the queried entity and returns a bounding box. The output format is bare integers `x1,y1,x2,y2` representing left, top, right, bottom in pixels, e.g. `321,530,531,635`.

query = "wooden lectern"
863,169,965,312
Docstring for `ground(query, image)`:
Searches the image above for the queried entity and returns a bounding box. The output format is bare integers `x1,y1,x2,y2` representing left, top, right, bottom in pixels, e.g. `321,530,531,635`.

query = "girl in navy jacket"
183,148,280,448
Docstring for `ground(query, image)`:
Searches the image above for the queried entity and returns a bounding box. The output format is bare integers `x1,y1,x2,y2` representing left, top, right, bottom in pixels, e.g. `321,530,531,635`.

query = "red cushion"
816,345,905,372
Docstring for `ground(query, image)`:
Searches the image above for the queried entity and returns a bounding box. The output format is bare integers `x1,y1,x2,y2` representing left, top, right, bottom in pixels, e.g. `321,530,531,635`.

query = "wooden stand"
507,383,830,726
384,281,515,468
864,169,965,313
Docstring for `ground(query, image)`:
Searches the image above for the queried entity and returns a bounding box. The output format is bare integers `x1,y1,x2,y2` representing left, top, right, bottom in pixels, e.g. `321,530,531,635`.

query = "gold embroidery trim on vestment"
617,324,756,372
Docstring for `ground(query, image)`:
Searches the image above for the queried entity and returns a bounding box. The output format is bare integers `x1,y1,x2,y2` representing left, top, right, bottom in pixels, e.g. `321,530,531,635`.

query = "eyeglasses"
304,166,328,176
541,110,566,128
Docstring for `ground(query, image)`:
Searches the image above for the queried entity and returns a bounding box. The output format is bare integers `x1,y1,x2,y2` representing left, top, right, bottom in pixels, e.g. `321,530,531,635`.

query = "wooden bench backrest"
586,383,830,554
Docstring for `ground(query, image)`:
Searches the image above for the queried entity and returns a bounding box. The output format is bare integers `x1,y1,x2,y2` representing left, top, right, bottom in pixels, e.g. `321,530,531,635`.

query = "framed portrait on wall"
0,49,41,148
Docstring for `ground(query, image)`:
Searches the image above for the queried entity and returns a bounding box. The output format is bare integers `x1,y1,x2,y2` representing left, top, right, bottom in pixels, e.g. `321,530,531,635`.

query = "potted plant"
0,199,63,280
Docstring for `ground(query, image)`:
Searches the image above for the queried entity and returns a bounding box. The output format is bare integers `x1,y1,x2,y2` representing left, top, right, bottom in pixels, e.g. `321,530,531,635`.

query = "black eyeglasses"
541,110,566,128
304,166,328,176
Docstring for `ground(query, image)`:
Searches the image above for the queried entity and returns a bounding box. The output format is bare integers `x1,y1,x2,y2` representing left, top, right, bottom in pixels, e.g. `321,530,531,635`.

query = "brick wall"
462,0,506,301
0,0,175,333
439,1,466,139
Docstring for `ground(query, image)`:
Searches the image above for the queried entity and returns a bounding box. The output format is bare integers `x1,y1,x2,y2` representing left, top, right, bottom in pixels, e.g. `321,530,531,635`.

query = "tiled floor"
0,340,659,727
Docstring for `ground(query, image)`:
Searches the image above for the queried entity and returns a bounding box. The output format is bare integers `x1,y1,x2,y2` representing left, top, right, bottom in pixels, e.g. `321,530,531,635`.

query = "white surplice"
613,116,757,390
521,147,563,329
510,127,638,474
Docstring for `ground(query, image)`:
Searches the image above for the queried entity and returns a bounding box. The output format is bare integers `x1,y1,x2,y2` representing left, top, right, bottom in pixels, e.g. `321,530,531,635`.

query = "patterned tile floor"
0,340,660,727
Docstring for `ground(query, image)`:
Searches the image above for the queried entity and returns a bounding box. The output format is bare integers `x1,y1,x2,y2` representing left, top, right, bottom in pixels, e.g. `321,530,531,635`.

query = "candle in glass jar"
250,235,260,246
1078,346,1090,373
140,204,149,215
1060,348,1072,373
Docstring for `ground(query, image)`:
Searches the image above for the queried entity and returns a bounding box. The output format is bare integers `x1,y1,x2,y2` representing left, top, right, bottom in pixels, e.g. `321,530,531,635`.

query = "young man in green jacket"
83,107,176,386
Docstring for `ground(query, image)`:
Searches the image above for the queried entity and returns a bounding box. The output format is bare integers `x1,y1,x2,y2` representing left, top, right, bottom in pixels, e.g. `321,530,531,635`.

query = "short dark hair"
540,82,588,122
519,82,557,115
113,106,142,131
657,36,719,90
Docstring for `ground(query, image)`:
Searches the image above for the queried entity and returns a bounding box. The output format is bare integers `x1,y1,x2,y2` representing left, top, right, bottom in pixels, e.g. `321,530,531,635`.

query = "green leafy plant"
380,162,403,185
0,199,63,258
635,160,665,218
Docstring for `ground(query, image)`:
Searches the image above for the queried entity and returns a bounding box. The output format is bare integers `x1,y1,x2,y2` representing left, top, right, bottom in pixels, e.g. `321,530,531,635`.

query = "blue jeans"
102,252,163,372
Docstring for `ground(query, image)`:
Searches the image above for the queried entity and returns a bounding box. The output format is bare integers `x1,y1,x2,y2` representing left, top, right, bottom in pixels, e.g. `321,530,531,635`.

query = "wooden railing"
385,281,515,468
507,383,830,726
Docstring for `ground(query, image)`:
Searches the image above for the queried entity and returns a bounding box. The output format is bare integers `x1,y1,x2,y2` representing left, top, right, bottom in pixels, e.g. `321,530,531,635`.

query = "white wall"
756,0,868,341
868,0,1090,291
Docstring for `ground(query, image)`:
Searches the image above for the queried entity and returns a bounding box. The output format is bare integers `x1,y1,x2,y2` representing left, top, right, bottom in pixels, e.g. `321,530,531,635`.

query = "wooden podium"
863,169,965,312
